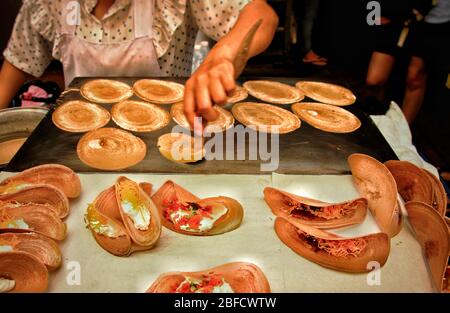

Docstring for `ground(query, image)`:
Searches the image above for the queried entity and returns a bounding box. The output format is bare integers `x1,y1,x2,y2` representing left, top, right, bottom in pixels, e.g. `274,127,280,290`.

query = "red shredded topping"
287,197,356,220
298,230,367,257
163,198,213,230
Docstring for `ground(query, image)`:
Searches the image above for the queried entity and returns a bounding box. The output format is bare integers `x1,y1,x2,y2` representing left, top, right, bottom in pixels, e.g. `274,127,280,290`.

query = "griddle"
7,77,397,174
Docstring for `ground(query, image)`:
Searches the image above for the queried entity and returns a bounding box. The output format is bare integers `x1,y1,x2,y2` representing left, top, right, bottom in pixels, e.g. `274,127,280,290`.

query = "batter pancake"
133,79,184,104
227,86,248,104
243,80,304,104
52,100,111,133
291,102,361,133
112,100,170,132
77,128,146,170
295,81,356,106
232,102,301,134
170,102,234,133
80,79,133,104
157,133,204,163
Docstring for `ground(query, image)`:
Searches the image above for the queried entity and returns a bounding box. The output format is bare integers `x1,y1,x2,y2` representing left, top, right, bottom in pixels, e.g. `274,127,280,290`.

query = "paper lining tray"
6,77,397,174
0,171,433,292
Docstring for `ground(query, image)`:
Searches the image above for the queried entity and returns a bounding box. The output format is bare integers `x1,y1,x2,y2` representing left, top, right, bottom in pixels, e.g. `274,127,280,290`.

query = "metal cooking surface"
7,77,397,174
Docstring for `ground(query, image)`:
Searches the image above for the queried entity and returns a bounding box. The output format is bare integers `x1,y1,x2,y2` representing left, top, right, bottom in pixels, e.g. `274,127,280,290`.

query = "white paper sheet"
0,172,434,292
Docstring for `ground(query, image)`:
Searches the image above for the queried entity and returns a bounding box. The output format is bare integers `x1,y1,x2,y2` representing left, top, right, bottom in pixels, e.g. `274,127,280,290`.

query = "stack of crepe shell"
84,176,161,256
0,164,81,292
267,153,411,273
384,160,449,292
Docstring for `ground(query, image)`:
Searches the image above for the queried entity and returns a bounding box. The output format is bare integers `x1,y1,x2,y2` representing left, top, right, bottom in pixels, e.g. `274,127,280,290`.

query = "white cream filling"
88,139,103,149
88,219,118,238
169,205,228,232
0,245,13,252
121,200,151,231
307,110,319,117
175,277,234,293
0,278,15,293
0,219,30,230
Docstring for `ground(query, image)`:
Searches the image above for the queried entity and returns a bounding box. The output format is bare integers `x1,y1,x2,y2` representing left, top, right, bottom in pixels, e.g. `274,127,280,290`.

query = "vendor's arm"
0,0,55,109
0,61,31,109
184,0,278,132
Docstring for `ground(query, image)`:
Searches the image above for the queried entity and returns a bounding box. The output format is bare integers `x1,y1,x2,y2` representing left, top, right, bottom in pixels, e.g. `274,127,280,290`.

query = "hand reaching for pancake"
184,45,236,135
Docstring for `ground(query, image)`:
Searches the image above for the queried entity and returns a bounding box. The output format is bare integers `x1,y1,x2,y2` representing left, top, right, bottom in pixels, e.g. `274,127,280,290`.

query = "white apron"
54,0,162,86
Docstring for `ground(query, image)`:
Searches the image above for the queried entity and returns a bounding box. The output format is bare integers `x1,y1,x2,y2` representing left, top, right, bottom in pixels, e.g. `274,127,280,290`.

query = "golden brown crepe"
295,81,356,106
151,180,244,236
84,176,162,256
52,100,111,133
111,100,170,132
170,102,234,133
291,102,361,133
147,262,271,293
264,187,367,229
133,79,184,104
275,217,390,273
232,102,301,134
348,154,402,237
227,85,248,104
243,80,305,104
157,133,205,163
0,164,81,199
77,128,146,170
405,201,449,292
80,79,133,103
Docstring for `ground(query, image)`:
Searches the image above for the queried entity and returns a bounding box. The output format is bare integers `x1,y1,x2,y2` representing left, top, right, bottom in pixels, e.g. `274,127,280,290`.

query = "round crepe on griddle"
133,79,184,104
291,102,361,133
170,102,234,133
295,81,356,106
157,133,205,163
52,100,111,133
227,86,248,104
243,80,305,104
80,79,133,104
112,100,170,132
232,102,301,134
77,127,146,170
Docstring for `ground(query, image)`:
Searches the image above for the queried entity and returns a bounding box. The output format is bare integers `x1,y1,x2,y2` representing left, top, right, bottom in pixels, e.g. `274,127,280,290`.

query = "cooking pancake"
52,100,111,133
80,79,133,104
157,133,205,163
291,102,361,133
243,80,305,104
227,86,248,104
295,81,356,106
171,102,234,133
232,102,301,134
133,79,184,104
0,138,27,165
112,100,170,132
77,128,146,170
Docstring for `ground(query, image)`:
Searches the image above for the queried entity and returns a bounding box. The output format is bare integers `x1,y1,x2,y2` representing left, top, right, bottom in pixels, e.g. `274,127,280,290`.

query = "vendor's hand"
184,46,237,134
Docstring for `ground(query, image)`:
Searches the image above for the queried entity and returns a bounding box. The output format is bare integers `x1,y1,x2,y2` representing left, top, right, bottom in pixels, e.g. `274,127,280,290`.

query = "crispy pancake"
112,100,170,132
171,102,234,133
243,80,305,104
232,102,301,134
52,100,111,133
295,81,356,106
227,86,248,104
80,79,133,104
133,79,184,104
77,128,146,170
291,102,361,133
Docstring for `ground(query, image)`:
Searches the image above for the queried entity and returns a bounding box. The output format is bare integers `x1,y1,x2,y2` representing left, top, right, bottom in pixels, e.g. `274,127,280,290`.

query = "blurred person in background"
365,0,449,125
